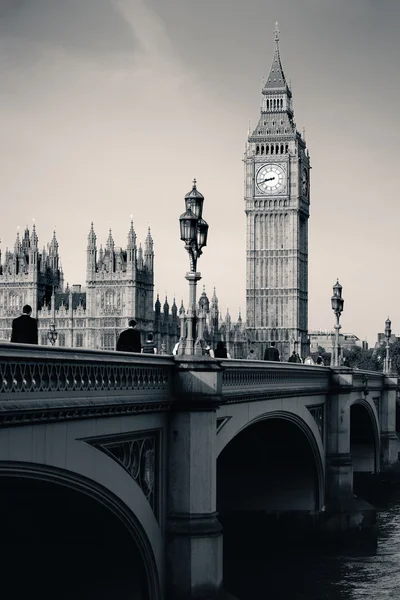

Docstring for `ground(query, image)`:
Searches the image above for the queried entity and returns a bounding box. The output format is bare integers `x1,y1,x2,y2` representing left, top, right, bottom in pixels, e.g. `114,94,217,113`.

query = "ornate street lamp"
384,317,392,374
178,179,209,355
47,286,58,346
331,279,344,367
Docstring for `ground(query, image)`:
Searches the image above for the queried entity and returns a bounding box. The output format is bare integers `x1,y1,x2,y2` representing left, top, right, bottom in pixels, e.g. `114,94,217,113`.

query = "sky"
0,0,399,344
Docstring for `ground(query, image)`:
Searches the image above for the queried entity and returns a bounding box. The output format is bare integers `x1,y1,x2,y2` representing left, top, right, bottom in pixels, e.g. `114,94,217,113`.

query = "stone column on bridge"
167,357,224,600
323,368,375,537
380,374,399,469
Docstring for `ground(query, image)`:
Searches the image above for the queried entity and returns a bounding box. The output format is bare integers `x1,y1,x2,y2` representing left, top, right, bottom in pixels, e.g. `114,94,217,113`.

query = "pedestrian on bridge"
11,304,38,345
116,319,142,353
142,332,157,354
263,341,280,361
288,351,302,363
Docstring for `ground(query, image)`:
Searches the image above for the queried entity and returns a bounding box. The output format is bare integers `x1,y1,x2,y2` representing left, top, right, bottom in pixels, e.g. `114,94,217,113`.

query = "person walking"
263,341,280,361
11,304,38,345
142,332,157,354
116,319,141,353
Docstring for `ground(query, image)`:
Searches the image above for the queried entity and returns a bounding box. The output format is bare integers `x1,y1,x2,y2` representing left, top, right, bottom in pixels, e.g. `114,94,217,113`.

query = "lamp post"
384,317,391,374
178,179,209,356
47,286,58,346
331,279,344,367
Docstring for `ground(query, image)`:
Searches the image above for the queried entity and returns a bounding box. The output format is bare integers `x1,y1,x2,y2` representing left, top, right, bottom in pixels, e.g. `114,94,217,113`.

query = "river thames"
224,504,400,599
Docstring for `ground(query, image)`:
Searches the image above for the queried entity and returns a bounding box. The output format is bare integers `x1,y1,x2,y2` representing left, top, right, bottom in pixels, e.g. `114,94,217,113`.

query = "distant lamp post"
331,279,344,367
384,317,392,374
178,178,209,355
47,286,58,346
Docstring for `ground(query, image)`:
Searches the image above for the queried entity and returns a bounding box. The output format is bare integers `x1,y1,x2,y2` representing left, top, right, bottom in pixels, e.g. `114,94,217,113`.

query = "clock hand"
259,177,275,184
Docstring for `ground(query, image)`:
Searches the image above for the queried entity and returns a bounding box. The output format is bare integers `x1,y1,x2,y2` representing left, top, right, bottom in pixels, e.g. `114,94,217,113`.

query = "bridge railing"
0,343,175,426
220,359,332,402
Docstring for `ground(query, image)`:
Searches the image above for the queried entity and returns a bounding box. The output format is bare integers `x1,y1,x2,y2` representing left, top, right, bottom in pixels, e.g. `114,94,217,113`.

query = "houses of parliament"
0,26,308,359
0,221,246,355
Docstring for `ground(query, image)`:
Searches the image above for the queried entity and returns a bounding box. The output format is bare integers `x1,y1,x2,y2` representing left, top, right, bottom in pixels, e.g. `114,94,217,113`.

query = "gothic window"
271,145,274,155
275,144,279,154
280,144,284,154
266,129,269,134
105,290,115,310
256,145,260,155
280,99,283,108
263,121,267,126
266,145,269,154
272,120,275,126
58,333,66,347
41,335,47,346
280,120,283,125
75,333,84,347
267,100,269,109
285,144,288,152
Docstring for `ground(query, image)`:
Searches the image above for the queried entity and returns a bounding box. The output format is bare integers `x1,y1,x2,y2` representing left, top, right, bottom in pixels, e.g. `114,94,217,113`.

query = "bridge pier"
166,357,223,600
380,375,399,468
322,369,376,539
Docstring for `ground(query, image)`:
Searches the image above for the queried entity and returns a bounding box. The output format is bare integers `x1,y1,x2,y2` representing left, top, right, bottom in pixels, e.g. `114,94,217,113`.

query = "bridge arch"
217,409,325,518
350,398,380,473
0,422,164,599
0,461,160,600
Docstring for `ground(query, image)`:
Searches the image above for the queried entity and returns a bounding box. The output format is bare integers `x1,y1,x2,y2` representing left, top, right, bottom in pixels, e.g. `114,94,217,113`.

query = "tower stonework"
244,24,310,361
86,222,154,349
0,226,63,341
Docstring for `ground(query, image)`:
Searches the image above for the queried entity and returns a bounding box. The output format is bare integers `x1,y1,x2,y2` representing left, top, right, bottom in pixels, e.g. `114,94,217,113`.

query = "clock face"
302,169,308,196
256,164,285,194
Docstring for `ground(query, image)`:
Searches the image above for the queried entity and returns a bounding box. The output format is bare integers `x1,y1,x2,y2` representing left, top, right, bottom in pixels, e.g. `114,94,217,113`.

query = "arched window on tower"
261,145,264,155
271,145,274,154
275,144,279,154
285,144,289,153
256,145,260,155
280,144,284,154
266,145,269,154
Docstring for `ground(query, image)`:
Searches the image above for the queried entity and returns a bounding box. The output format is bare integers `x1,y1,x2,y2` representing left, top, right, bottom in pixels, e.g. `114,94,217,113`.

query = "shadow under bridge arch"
0,463,160,600
217,411,324,553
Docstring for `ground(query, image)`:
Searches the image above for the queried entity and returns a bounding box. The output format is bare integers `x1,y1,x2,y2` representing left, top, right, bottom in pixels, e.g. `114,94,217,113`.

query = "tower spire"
263,21,286,91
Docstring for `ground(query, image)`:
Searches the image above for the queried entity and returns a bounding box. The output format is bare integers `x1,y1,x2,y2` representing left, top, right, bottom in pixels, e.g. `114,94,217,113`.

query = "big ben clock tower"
244,23,310,360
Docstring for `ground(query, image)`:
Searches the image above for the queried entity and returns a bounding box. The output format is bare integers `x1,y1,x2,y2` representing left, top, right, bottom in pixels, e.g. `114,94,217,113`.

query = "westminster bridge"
0,343,399,600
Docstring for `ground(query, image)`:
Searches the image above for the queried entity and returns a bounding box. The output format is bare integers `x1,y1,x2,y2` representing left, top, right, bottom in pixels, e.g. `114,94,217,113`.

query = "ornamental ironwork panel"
0,359,171,395
221,364,330,400
90,431,159,521
308,405,324,440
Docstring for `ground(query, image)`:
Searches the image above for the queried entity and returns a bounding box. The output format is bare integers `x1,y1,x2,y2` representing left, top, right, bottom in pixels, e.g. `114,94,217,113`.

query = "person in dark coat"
288,351,302,363
116,319,141,353
263,341,280,361
214,341,228,358
11,304,38,345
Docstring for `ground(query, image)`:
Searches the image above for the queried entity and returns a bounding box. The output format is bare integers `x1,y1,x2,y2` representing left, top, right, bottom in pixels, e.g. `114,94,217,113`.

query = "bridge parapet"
0,343,175,427
220,359,331,402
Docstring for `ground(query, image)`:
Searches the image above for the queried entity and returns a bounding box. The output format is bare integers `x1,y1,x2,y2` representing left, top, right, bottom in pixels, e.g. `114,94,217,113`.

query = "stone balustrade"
220,358,332,402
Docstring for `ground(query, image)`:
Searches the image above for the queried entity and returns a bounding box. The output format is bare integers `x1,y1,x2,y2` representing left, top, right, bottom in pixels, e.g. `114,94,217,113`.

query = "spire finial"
274,21,280,44
193,177,197,189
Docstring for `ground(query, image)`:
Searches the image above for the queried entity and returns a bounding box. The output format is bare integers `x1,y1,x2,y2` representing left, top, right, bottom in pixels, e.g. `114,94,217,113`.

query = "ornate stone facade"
0,222,158,349
0,224,245,355
244,24,310,361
